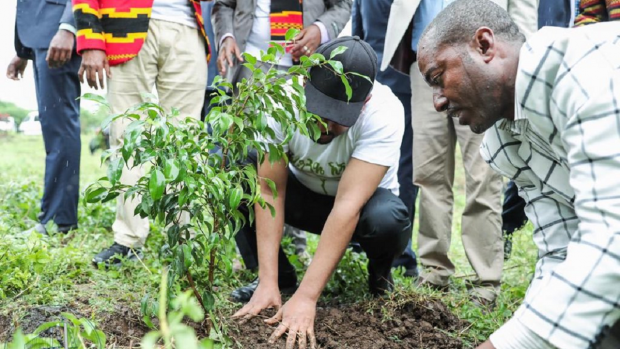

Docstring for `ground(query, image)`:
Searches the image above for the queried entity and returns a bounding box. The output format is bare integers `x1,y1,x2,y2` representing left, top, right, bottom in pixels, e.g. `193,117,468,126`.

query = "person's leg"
33,48,81,231
410,62,457,287
392,91,419,274
353,188,411,294
455,123,504,302
106,21,160,249
154,20,207,120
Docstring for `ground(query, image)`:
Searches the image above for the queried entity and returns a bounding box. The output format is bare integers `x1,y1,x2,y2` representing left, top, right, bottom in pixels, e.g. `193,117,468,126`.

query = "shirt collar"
496,102,528,135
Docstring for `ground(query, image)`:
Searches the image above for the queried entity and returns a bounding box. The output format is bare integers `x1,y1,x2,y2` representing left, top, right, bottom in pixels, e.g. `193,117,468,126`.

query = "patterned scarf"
270,0,304,52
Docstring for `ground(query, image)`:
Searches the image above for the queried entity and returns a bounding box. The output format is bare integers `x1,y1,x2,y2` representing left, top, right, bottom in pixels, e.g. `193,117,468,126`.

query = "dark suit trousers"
32,48,81,227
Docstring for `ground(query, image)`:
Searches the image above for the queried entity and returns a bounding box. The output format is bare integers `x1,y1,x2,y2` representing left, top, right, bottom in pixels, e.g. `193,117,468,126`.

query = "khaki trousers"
410,62,504,300
108,19,208,248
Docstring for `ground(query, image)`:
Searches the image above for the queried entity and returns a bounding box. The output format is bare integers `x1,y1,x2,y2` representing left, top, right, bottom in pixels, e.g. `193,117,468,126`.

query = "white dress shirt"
482,22,620,349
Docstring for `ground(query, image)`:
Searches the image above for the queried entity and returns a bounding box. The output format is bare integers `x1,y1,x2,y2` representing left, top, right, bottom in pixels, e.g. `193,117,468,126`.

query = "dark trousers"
235,169,411,283
501,180,528,234
32,48,81,227
392,91,419,270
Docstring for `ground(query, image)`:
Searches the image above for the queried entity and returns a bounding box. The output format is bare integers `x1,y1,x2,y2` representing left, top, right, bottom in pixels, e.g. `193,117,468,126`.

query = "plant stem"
186,271,206,312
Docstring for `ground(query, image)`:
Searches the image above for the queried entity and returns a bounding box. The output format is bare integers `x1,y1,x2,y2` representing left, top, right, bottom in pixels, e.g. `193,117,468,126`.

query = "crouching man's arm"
265,158,388,349
233,157,288,320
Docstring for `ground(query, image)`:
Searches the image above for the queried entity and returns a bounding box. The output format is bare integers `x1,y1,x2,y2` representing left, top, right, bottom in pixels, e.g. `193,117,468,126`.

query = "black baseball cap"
304,36,378,127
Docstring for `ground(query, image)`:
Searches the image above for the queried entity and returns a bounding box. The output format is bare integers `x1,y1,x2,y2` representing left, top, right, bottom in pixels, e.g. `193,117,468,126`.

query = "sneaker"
92,242,143,268
230,275,298,303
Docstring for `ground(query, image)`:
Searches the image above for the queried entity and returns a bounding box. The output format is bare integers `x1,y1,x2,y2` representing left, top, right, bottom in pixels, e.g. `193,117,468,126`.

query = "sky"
1,3,103,112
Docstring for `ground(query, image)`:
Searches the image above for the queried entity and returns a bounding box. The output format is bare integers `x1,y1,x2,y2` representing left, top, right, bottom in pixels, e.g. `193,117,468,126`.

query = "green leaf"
329,46,348,59
85,186,107,203
340,75,352,101
141,332,160,349
285,28,300,42
61,312,81,326
172,326,199,349
81,93,110,108
228,186,243,209
164,159,180,182
203,291,215,311
243,52,257,65
107,157,123,185
149,170,166,200
328,60,344,75
199,338,216,349
348,71,373,84
263,178,278,199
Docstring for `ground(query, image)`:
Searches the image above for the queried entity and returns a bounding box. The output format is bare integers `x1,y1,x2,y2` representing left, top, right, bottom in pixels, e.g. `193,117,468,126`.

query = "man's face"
315,118,349,144
418,39,509,134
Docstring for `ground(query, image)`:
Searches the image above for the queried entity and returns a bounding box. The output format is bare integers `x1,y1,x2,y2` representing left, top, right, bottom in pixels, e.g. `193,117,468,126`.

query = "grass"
0,132,537,348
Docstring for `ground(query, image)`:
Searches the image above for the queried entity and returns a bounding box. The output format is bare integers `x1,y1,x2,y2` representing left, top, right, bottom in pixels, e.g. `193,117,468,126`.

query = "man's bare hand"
290,25,322,61
46,29,74,69
217,36,243,76
232,281,281,324
78,49,111,90
265,293,317,349
6,56,28,81
476,340,496,349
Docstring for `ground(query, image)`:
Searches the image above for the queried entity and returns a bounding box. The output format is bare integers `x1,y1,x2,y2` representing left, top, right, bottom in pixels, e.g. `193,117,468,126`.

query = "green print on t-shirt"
291,155,346,195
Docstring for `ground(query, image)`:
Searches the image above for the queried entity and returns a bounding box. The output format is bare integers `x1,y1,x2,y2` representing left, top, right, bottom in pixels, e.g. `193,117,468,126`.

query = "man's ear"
471,27,495,63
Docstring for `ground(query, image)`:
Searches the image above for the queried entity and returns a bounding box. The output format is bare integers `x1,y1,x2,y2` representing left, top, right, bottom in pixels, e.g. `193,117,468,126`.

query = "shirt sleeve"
491,318,556,349
312,22,330,44
351,92,404,168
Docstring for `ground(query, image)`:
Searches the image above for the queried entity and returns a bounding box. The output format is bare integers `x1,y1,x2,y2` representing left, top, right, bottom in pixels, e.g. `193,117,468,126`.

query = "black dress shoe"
230,275,298,303
92,242,143,268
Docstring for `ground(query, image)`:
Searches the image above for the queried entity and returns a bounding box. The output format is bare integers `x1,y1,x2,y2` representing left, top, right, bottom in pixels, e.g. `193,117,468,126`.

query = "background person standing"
8,0,81,236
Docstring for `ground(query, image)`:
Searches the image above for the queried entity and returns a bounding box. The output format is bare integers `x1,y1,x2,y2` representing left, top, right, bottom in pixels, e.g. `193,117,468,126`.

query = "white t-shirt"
151,0,196,29
263,82,403,196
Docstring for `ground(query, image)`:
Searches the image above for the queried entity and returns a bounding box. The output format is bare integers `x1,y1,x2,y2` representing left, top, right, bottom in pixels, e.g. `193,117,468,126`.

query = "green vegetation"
0,31,538,348
0,132,537,347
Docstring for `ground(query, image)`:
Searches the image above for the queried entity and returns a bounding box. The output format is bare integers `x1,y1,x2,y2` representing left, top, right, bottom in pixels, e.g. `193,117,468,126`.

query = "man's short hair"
419,0,525,52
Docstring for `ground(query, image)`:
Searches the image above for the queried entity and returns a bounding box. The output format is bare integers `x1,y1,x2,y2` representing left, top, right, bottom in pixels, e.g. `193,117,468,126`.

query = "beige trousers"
410,62,504,300
108,19,208,248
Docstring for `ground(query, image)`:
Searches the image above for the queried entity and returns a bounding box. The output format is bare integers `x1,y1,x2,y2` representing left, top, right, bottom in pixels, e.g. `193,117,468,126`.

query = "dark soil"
1,297,464,348
229,298,464,349
0,303,150,347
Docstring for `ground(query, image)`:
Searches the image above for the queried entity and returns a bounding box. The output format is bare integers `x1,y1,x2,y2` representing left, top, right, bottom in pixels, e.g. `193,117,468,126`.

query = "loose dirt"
1,297,464,348
228,297,464,349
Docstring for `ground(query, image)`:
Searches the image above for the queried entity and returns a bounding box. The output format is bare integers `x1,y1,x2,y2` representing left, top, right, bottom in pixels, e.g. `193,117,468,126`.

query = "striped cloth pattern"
574,0,620,26
72,0,211,66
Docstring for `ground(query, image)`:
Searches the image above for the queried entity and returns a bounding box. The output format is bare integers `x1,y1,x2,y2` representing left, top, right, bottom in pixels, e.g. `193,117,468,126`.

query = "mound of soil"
229,298,464,349
1,297,464,348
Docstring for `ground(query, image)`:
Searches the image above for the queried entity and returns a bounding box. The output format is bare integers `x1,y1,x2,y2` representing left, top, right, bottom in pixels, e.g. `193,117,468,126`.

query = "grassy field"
0,132,537,348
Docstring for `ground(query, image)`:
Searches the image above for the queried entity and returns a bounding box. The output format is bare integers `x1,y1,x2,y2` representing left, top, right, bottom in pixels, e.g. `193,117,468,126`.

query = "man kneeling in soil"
232,36,411,348
416,0,620,348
